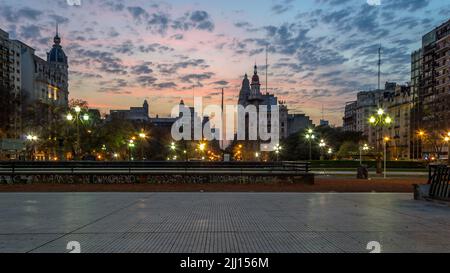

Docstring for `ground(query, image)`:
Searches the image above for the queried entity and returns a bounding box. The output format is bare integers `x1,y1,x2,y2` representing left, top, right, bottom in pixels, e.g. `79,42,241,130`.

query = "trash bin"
357,164,369,179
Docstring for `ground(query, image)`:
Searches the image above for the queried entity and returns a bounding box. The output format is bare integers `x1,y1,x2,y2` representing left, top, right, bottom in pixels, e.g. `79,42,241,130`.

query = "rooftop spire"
54,23,61,45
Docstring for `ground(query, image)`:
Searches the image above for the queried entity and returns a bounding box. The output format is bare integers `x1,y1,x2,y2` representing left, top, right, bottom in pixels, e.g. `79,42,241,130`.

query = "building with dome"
19,26,69,107
1,26,69,135
238,65,288,143
237,65,313,156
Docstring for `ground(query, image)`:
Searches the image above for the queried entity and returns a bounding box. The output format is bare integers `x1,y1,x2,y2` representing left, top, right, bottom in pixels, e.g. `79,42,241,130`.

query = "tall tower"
47,24,69,107
248,65,263,104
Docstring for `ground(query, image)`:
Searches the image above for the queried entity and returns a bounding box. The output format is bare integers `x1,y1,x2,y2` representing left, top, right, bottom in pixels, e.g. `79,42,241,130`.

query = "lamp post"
444,133,450,165
128,139,135,161
67,106,89,160
417,130,426,160
359,144,370,165
319,139,326,160
369,108,392,174
305,128,315,161
274,144,282,162
383,137,390,179
198,142,206,160
26,134,38,161
139,132,147,160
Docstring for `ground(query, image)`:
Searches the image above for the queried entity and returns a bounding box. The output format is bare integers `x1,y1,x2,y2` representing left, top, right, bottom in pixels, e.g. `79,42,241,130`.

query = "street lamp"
26,134,38,161
67,106,90,160
383,137,390,179
369,108,392,174
319,139,326,160
444,134,450,165
360,143,370,164
305,128,315,161
128,139,136,161
274,144,282,161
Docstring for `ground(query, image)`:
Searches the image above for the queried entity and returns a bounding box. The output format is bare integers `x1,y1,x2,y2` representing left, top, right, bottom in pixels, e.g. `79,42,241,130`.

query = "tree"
336,141,359,160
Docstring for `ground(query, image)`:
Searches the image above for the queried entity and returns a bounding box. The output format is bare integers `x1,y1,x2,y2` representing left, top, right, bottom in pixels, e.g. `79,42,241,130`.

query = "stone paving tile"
0,193,449,253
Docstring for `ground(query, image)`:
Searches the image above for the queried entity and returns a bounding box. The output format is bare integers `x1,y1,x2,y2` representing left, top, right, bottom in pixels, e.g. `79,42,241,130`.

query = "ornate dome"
47,30,67,64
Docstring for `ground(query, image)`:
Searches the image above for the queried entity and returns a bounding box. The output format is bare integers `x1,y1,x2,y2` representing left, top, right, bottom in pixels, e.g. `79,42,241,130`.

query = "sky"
0,0,449,125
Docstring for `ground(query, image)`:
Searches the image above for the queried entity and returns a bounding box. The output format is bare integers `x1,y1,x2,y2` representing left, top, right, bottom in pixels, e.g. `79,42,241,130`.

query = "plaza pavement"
0,192,449,253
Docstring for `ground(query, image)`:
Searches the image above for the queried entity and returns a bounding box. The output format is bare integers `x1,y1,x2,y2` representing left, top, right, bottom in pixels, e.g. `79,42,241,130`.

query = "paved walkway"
0,193,449,253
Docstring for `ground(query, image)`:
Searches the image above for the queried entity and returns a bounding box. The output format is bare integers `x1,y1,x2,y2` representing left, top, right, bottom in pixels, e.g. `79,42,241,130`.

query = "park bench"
427,165,450,201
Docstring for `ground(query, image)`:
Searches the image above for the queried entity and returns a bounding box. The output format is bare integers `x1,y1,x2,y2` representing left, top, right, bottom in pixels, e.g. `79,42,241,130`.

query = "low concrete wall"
0,173,314,185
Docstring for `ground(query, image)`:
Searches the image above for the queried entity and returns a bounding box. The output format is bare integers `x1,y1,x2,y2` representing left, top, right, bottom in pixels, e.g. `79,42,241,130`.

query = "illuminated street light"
385,116,392,124
66,113,73,121
359,143,370,164
368,108,393,174
139,133,147,139
199,143,206,151
305,129,316,160
74,106,81,113
319,139,326,147
445,134,450,165
170,142,176,151
82,114,89,121
274,144,282,161
383,137,390,179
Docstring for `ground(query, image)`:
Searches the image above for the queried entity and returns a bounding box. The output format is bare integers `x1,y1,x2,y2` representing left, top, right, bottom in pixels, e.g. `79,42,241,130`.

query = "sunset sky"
1,0,449,125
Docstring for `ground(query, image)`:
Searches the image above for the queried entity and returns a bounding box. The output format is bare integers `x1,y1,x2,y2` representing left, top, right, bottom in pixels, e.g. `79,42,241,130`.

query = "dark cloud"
157,59,209,75
211,81,229,86
74,49,127,75
271,0,295,14
172,10,215,32
384,0,430,12
180,72,215,85
154,82,177,89
136,75,158,86
0,6,42,22
125,6,214,34
126,6,149,23
131,63,153,75
20,25,41,39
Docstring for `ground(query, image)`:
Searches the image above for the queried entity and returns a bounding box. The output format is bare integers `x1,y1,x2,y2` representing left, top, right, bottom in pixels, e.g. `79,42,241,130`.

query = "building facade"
237,65,290,145
410,49,422,159
382,84,412,160
412,19,450,159
343,101,357,132
108,100,150,122
0,27,69,140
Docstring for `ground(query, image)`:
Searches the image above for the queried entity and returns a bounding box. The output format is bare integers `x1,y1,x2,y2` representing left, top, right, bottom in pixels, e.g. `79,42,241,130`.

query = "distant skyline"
1,0,449,125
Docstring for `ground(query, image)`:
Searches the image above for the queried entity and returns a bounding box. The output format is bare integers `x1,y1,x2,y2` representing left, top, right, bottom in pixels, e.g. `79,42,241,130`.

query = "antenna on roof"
265,44,268,95
378,44,381,91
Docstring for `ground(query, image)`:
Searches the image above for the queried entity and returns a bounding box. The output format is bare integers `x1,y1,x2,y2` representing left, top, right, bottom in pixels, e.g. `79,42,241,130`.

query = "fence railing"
428,165,450,200
0,161,311,176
